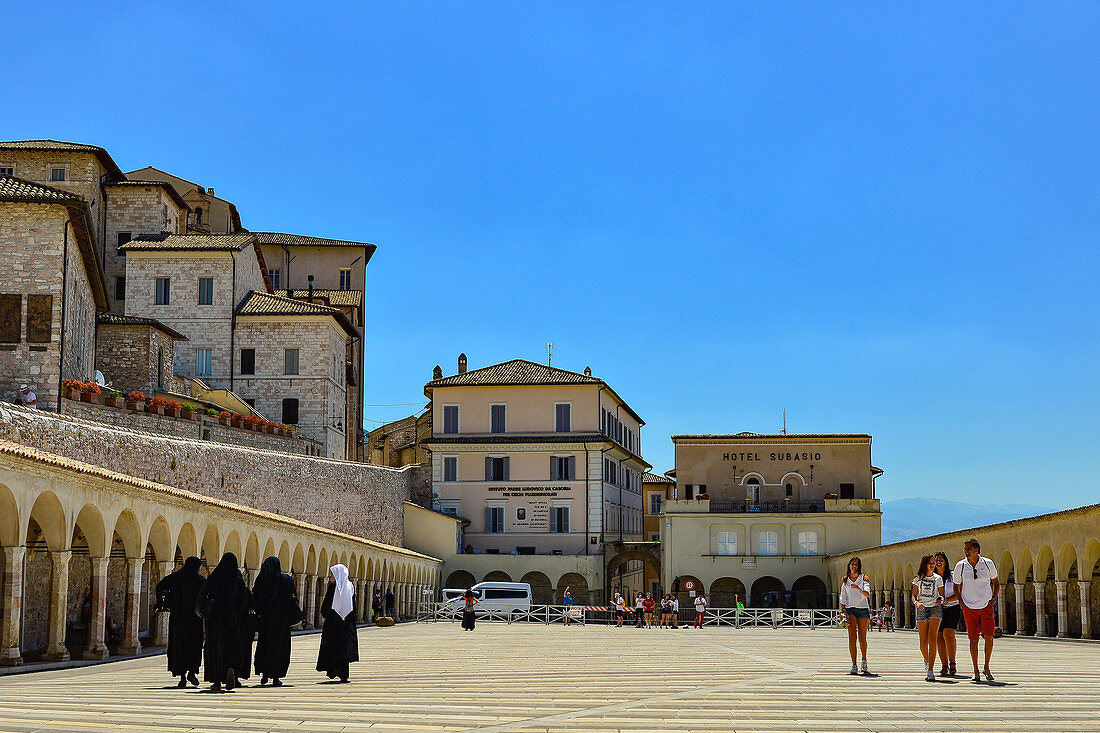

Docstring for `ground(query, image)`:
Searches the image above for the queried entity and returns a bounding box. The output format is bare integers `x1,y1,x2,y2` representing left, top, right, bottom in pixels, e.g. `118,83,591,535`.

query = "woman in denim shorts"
912,554,944,681
839,556,872,675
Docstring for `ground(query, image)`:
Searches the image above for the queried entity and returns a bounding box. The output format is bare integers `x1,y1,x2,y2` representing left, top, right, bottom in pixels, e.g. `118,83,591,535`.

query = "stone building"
659,433,883,609
125,166,243,235
0,175,108,408
255,232,376,458
119,233,357,458
363,410,432,467
94,313,188,396
641,470,674,594
424,355,650,604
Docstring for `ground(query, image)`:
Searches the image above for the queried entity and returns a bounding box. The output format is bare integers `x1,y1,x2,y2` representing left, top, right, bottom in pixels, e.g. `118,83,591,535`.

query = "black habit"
315,581,359,679
252,556,301,680
155,556,204,676
196,552,252,686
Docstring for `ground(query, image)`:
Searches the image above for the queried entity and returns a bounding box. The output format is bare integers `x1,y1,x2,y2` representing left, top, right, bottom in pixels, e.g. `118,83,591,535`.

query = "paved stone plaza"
0,623,1097,732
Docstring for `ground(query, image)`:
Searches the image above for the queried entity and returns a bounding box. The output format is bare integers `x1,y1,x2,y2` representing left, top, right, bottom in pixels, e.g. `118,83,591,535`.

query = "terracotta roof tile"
120,233,256,252
285,289,363,307
427,359,601,388
96,313,188,340
642,471,674,484
105,180,191,212
0,139,125,179
0,174,83,203
253,232,376,250
235,291,359,337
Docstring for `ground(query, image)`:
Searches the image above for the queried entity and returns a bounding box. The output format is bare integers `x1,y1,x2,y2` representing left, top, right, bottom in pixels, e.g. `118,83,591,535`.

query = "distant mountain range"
880,499,1055,545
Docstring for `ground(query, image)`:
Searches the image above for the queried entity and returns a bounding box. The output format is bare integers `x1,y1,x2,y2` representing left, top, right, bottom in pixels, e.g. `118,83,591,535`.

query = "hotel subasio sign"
722,451,823,462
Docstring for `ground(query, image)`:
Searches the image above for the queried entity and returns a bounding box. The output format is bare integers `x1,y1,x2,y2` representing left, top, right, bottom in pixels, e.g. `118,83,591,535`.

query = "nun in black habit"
252,556,302,686
154,556,204,688
195,552,252,690
316,563,358,682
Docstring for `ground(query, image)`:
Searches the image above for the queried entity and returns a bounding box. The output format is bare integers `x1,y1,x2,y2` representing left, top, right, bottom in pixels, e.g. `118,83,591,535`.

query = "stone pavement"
0,622,1097,732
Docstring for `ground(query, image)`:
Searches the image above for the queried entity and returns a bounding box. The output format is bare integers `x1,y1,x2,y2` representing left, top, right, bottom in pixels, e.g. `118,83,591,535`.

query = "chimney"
307,274,314,302
207,187,215,195
583,366,592,377
433,365,443,380
458,353,467,374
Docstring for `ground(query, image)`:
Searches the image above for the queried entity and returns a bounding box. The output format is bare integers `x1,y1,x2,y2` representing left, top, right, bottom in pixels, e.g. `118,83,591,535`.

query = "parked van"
441,582,532,613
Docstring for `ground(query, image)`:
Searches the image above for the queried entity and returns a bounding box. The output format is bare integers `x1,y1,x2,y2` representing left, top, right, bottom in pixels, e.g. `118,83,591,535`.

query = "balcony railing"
708,500,825,514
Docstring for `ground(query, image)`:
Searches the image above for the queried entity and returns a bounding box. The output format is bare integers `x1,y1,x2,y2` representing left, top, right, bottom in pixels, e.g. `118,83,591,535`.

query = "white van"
441,582,532,613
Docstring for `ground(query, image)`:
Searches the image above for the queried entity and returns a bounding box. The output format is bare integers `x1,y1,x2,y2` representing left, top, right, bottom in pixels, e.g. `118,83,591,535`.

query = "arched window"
195,206,203,225
746,477,761,505
785,482,793,497
717,532,737,556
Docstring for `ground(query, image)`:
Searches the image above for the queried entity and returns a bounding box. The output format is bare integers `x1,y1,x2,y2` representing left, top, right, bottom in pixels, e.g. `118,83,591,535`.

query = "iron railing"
418,603,842,628
708,500,825,513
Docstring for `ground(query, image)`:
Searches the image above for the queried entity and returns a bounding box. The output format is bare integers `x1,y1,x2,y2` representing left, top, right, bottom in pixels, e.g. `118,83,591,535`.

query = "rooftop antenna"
545,342,553,366
782,408,787,435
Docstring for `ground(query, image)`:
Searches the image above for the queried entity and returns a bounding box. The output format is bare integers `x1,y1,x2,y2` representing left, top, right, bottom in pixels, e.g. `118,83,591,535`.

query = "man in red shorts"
953,538,999,683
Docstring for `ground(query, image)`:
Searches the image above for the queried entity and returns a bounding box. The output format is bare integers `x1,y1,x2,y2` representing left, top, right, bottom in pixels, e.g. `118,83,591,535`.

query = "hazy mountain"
880,499,1055,545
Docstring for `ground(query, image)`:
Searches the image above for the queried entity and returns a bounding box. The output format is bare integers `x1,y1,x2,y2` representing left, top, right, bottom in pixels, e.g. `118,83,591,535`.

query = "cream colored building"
422,356,650,603
661,433,882,608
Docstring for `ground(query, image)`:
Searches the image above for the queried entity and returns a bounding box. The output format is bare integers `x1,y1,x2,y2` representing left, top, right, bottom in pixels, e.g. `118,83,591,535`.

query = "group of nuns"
155,553,359,691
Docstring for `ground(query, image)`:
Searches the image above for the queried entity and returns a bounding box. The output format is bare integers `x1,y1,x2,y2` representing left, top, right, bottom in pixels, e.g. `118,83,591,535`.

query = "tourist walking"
316,564,358,682
934,551,960,676
839,556,871,675
196,552,252,691
659,594,672,628
154,556,204,688
460,588,478,631
642,592,656,627
371,590,382,624
693,591,707,628
634,594,645,627
385,588,397,619
912,554,944,681
883,601,895,631
252,556,303,687
670,594,680,628
953,539,999,682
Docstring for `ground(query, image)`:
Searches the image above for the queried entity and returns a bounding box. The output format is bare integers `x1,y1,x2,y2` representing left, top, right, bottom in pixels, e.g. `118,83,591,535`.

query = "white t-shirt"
942,576,959,607
839,576,870,609
912,574,943,607
694,596,706,612
671,598,680,612
635,598,644,610
21,391,37,408
614,598,625,611
953,556,997,608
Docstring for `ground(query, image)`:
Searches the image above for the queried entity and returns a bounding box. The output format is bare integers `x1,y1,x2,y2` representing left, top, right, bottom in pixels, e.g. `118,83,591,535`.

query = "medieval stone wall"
0,405,410,546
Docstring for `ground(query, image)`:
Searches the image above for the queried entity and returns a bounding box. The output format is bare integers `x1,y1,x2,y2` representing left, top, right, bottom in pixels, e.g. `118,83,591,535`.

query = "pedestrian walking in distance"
912,554,944,682
461,588,478,631
642,592,656,628
839,556,871,675
613,593,626,627
634,594,645,627
934,551,961,676
316,564,358,682
670,594,680,629
562,586,574,625
953,539,999,682
196,552,252,691
252,556,303,687
154,556,204,688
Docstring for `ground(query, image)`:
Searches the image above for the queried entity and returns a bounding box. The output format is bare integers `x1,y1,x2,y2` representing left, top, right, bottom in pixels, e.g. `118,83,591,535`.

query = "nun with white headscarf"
316,563,359,682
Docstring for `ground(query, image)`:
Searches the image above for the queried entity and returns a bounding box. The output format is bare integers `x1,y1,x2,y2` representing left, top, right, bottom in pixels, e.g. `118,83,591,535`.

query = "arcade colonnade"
824,504,1100,639
0,441,441,666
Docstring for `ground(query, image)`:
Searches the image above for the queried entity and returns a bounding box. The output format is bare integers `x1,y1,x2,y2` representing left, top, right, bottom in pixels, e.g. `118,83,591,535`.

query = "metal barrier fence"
418,603,844,628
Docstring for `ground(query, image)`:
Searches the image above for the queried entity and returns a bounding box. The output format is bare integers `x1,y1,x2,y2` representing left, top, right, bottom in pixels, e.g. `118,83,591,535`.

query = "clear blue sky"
4,4,1098,508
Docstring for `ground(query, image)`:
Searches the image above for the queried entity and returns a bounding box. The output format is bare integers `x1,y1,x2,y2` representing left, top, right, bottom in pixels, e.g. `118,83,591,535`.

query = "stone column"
43,550,72,661
294,573,306,605
1078,580,1092,639
355,580,366,623
1014,583,1027,634
304,575,317,630
1054,581,1069,638
153,561,174,646
119,558,144,656
84,557,109,660
1034,582,1047,637
366,580,376,623
996,584,1007,632
0,546,26,666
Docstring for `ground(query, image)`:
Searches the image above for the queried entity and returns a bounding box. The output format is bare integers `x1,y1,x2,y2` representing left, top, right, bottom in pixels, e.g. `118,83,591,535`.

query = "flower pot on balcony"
231,417,245,428
103,395,124,408
165,407,181,418
217,416,231,426
66,389,83,402
80,392,98,404
126,400,144,412
150,406,165,416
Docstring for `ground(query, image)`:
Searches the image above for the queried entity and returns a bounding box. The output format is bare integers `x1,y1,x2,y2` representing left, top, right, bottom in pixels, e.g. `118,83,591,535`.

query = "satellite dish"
94,370,106,387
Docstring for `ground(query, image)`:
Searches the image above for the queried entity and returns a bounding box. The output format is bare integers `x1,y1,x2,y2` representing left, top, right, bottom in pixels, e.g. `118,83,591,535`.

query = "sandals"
949,663,957,676
939,666,949,677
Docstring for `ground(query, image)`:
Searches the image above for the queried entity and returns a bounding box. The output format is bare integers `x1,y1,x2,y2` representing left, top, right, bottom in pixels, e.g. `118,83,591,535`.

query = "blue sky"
3,3,1098,508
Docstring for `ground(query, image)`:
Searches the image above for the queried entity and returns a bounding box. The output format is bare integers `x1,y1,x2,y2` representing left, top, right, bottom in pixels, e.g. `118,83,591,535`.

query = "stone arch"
1016,547,1035,582
278,539,291,568
340,550,349,568
0,481,19,547
520,571,553,604
292,542,305,574
366,557,375,582
28,490,67,552
750,576,785,608
484,570,512,583
1035,545,1057,634
305,545,317,575
223,530,243,565
446,570,476,589
21,517,54,651
999,549,1017,633
357,555,367,580
262,536,277,563
111,509,144,559
175,523,198,561
147,516,173,566
245,532,261,570
557,573,588,604
348,553,357,578
318,548,329,576
199,524,220,567
73,503,108,558
792,575,827,608
1057,541,1078,581
710,577,746,608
